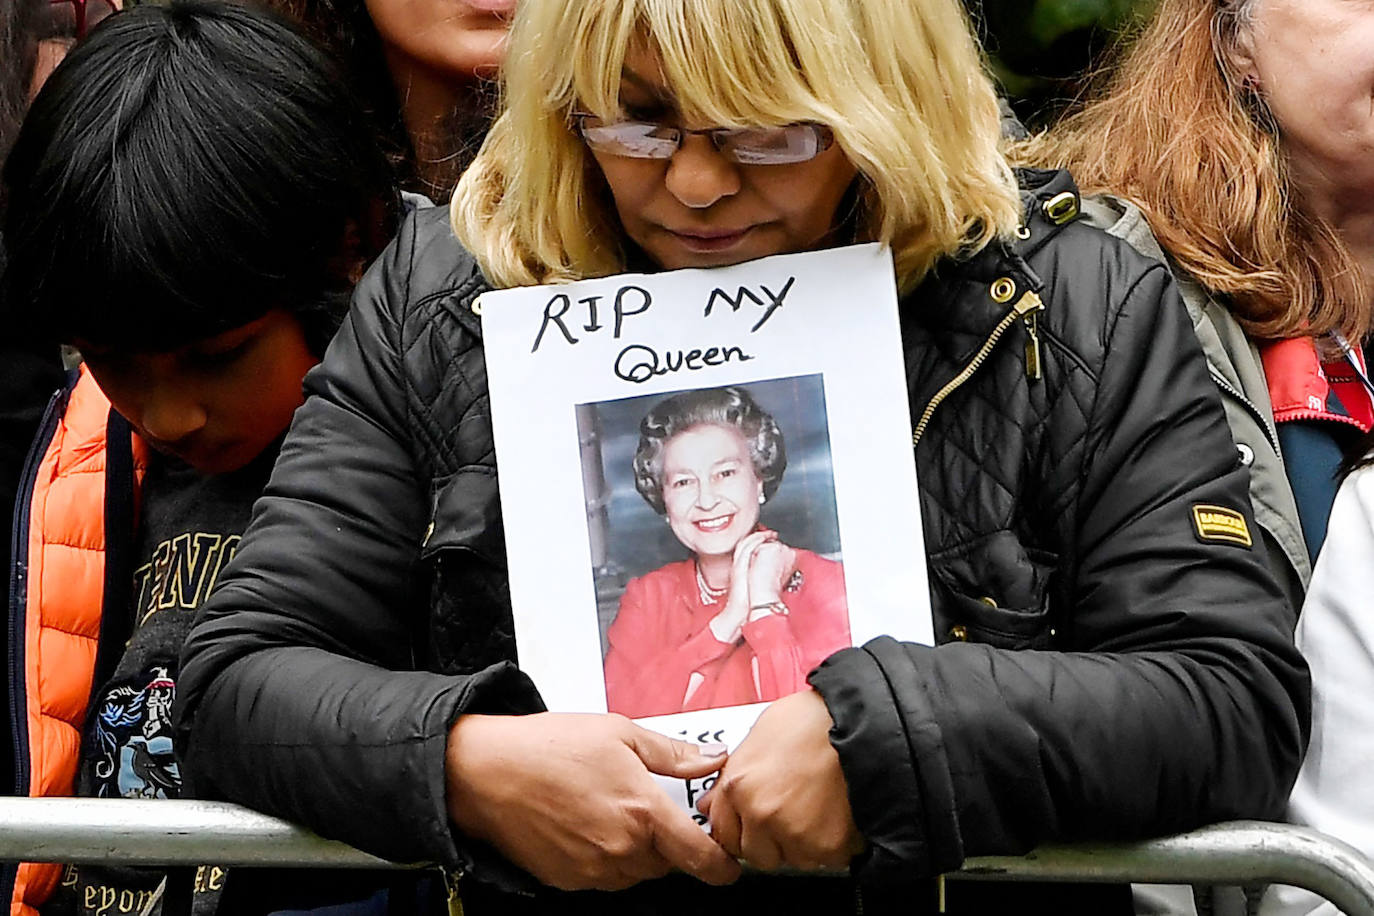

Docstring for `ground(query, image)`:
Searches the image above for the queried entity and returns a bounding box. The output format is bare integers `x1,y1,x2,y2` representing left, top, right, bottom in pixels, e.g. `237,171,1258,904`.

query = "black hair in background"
1,0,42,213
2,0,399,353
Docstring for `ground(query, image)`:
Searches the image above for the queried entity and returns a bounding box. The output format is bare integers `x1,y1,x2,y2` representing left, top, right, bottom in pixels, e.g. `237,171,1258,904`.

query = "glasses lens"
579,120,680,159
720,126,822,165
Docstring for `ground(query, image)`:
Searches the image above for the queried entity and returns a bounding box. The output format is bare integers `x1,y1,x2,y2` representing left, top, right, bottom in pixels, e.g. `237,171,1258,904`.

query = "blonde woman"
177,0,1307,913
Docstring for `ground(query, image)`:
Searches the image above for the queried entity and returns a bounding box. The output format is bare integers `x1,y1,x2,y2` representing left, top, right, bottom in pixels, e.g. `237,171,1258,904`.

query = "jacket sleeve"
1265,469,1374,916
739,613,808,700
174,213,543,870
810,263,1310,881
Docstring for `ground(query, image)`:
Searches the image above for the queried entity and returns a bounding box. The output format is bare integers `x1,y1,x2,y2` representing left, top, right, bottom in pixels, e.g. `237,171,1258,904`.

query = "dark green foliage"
965,0,1158,129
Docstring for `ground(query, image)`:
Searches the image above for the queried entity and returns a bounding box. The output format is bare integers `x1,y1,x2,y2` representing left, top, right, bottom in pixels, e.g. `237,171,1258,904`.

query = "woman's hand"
445,712,741,891
708,529,777,643
698,689,863,870
745,538,797,617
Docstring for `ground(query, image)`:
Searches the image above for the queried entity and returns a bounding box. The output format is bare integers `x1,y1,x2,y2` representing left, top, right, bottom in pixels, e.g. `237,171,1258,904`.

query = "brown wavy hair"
1016,0,1370,342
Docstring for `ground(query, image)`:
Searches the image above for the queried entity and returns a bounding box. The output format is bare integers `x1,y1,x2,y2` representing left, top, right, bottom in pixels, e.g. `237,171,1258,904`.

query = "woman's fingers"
648,790,742,886
705,690,863,870
747,538,797,601
731,530,773,569
444,713,740,891
702,783,743,859
623,725,739,884
625,725,727,780
739,819,785,871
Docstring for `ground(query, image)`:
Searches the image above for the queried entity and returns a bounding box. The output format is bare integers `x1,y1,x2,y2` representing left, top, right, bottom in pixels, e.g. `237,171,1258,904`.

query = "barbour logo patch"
1192,505,1252,548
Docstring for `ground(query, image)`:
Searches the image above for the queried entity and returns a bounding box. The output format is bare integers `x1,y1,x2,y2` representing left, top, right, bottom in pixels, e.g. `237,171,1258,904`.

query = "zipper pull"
1024,311,1042,381
938,873,947,913
1015,291,1045,382
442,868,465,916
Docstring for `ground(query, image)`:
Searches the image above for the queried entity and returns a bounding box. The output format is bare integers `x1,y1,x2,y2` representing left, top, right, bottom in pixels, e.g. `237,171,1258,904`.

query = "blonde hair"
451,0,1022,294
1017,0,1370,341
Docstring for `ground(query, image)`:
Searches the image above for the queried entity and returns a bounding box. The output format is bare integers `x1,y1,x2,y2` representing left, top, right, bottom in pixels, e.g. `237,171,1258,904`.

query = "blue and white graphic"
92,667,180,799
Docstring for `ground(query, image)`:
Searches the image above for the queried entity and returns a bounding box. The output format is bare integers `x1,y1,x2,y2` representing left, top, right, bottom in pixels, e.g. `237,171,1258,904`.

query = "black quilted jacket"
176,169,1309,915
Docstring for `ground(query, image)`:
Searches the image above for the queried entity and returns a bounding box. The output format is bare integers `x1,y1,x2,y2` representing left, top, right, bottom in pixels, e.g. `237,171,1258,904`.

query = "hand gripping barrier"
1,801,1373,914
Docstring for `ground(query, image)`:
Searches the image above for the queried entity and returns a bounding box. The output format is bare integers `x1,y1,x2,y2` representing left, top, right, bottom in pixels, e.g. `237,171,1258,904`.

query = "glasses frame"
572,114,835,166
48,0,119,41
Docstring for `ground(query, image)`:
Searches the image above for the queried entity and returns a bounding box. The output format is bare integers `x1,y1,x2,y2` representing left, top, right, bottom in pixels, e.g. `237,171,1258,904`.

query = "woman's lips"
667,227,754,253
462,0,515,12
694,513,735,532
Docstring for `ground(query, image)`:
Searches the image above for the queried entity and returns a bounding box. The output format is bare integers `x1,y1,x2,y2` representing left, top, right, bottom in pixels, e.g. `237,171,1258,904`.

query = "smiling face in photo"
659,423,763,559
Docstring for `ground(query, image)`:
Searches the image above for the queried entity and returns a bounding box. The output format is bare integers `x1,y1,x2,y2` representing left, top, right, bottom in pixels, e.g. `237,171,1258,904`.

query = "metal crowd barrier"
2,799,1374,914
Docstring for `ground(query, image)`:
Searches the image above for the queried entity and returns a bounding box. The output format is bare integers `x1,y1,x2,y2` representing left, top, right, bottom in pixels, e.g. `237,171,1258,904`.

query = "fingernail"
699,742,728,757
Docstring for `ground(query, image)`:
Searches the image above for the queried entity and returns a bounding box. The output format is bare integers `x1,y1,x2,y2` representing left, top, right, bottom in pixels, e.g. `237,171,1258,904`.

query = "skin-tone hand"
745,539,797,619
446,712,742,891
708,529,777,643
698,689,864,870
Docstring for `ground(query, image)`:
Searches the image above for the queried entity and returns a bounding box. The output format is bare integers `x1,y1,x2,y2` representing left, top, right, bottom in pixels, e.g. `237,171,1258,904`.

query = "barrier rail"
2,800,1373,914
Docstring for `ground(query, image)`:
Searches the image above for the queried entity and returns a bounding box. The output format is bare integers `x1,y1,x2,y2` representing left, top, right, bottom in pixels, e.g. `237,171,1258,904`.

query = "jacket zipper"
441,867,465,916
912,291,1045,447
3,385,67,908
1207,368,1281,457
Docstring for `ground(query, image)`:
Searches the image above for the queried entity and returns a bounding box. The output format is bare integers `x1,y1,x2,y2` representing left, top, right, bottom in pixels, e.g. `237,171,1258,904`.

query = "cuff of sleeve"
809,637,962,882
741,611,794,648
425,662,546,893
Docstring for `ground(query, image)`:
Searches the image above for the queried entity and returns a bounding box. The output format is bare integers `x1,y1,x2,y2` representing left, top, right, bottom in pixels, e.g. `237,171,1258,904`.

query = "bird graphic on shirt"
123,736,181,798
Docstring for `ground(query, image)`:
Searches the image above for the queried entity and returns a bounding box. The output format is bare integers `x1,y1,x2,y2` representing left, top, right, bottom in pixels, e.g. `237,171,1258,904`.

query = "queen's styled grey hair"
632,386,786,516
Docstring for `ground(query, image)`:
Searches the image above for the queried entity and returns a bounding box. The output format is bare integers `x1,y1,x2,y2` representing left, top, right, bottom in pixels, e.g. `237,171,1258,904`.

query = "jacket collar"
900,168,1078,367
438,168,1084,365
1261,336,1374,432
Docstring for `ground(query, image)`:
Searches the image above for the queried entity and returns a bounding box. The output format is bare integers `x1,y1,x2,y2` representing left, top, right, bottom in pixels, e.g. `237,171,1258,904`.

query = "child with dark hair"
0,1,398,913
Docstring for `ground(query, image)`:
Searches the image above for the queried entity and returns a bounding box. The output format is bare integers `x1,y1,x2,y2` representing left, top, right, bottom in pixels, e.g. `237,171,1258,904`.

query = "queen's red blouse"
603,549,850,718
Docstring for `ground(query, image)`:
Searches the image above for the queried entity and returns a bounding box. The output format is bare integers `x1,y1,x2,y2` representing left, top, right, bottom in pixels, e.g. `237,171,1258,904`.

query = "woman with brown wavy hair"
1028,4,1374,913
1023,0,1374,598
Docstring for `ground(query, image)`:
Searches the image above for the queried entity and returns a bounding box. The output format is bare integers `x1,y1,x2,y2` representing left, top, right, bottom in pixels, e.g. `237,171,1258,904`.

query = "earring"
758,493,766,505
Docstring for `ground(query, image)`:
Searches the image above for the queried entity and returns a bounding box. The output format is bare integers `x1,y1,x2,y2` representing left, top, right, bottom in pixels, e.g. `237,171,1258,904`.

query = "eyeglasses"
574,114,834,166
46,0,119,41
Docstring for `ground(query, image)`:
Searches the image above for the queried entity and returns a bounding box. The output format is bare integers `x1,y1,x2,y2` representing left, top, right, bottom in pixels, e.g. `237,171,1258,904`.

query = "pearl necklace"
695,563,728,605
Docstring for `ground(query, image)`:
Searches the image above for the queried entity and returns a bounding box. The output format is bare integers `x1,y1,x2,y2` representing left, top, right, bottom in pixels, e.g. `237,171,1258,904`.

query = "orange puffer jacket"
6,367,147,916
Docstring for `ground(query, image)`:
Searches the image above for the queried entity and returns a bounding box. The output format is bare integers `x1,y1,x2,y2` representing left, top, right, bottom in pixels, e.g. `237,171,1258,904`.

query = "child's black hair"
1,0,399,355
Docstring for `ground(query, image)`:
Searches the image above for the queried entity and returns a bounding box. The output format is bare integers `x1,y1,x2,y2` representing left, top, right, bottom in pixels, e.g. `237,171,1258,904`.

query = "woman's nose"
694,480,722,509
664,134,741,209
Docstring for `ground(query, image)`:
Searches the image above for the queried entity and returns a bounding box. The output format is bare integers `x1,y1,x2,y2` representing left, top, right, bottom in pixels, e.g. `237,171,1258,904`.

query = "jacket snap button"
949,624,969,641
990,278,1016,303
979,596,998,608
470,296,484,316
1042,191,1080,225
1236,443,1254,467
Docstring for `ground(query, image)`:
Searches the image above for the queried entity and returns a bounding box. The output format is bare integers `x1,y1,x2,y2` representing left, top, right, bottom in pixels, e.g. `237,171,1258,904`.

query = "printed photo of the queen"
577,377,851,718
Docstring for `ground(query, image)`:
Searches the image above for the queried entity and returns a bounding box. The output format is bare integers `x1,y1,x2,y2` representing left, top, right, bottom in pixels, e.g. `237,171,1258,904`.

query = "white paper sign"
482,244,931,823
